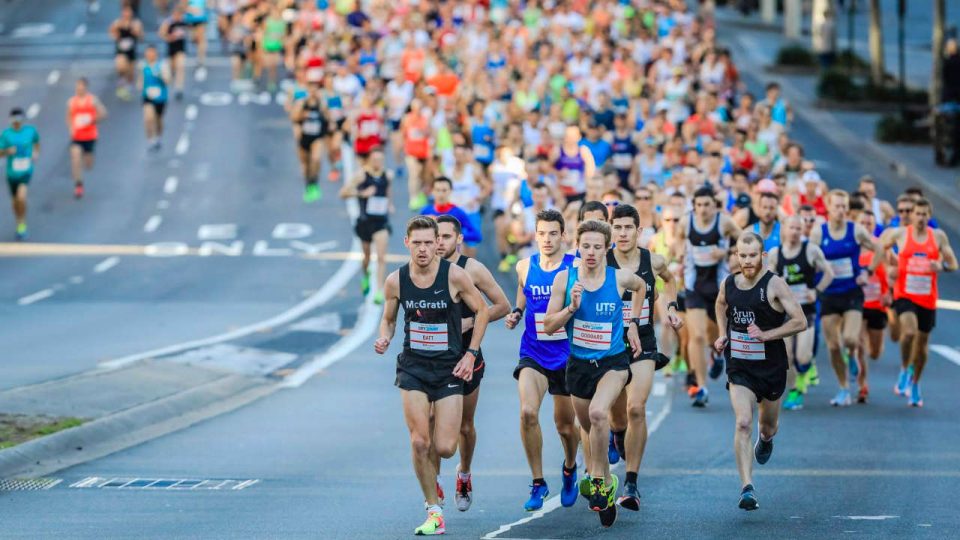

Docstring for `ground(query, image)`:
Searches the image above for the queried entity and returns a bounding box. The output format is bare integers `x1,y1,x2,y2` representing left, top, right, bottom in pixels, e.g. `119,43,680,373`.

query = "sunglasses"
898,207,912,213
663,217,679,222
604,201,621,207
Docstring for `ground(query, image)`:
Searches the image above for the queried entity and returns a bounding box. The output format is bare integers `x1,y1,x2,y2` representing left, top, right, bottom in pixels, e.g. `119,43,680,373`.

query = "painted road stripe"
0,242,409,262
482,391,673,539
163,175,178,194
185,105,198,121
74,23,86,37
931,344,960,367
25,103,40,119
18,289,54,306
93,256,120,273
175,133,190,155
144,215,162,233
937,299,960,311
46,70,60,85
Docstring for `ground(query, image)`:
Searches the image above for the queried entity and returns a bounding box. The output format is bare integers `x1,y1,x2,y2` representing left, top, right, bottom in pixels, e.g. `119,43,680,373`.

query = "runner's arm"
468,259,510,322
109,21,119,40
757,276,807,341
855,224,881,273
374,272,401,353
580,145,596,183
935,229,958,272
807,244,834,293
93,96,108,122
452,265,489,351
543,270,573,334
338,168,364,198
766,247,779,273
720,213,742,242
713,280,729,353
652,252,679,308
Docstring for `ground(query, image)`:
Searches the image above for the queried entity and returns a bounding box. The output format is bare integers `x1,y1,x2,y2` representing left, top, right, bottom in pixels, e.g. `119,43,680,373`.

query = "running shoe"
845,351,859,378
894,368,910,396
598,503,618,528
617,481,640,511
15,223,26,241
74,183,84,199
794,368,810,394
738,484,759,511
436,481,445,507
685,372,697,390
807,363,820,386
578,475,594,501
686,384,700,398
857,384,869,404
523,481,548,512
373,291,385,305
603,474,619,508
560,464,577,507
497,257,512,273
908,382,923,407
607,431,620,465
409,192,428,211
455,474,472,512
303,183,321,203
754,436,773,465
692,387,708,408
360,270,371,297
328,169,341,182
414,511,445,536
783,389,804,411
588,477,608,511
708,352,724,380
830,388,852,407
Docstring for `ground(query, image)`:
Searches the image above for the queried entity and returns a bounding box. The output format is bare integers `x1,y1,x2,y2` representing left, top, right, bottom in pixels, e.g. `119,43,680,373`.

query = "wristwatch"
512,307,524,316
667,301,679,312
630,317,644,328
466,348,480,357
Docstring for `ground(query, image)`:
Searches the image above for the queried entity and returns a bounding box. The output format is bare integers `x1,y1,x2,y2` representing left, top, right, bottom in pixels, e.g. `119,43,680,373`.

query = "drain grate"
0,478,62,491
70,477,259,490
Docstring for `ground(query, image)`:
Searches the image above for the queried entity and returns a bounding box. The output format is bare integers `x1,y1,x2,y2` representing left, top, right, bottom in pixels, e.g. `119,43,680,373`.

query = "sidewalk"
717,8,960,225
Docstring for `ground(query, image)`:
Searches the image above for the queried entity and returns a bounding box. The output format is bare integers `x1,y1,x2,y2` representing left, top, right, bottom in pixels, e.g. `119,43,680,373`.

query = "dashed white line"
25,103,40,119
163,175,179,194
68,275,85,284
175,133,190,155
93,256,120,273
46,70,60,85
144,215,163,233
931,344,960,367
18,288,54,306
185,105,198,121
74,23,87,37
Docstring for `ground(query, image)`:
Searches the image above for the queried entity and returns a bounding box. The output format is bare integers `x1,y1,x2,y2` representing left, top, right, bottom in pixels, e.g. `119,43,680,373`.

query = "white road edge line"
18,288,54,306
93,256,120,274
74,23,87,37
100,146,361,371
163,175,178,194
481,387,674,539
47,70,60,85
25,103,40,119
143,215,162,233
931,344,960,367
175,133,190,155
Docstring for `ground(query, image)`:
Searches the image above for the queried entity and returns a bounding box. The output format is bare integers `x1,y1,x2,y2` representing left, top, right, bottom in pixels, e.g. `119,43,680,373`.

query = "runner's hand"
627,324,642,358
713,336,728,354
359,186,377,197
453,353,474,382
930,260,944,272
570,282,583,311
747,323,766,341
881,292,892,307
855,270,869,286
667,311,683,330
374,337,390,354
505,311,521,329
461,317,474,333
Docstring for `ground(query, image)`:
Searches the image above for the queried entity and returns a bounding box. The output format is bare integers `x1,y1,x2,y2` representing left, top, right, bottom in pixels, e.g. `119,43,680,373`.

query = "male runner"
109,4,143,100
291,88,327,202
879,198,957,406
678,186,741,407
768,215,834,411
158,6,188,100
505,209,580,512
374,216,489,536
139,45,170,152
1,108,40,240
809,190,879,407
714,233,807,510
434,214,510,512
66,78,107,200
420,177,481,246
751,191,781,252
856,210,890,403
543,219,648,527
340,149,393,304
605,204,683,510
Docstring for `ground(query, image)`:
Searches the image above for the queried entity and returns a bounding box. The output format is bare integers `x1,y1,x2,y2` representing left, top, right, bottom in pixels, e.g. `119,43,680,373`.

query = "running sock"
532,477,545,486
795,361,812,374
625,472,638,485
562,464,576,475
427,504,442,514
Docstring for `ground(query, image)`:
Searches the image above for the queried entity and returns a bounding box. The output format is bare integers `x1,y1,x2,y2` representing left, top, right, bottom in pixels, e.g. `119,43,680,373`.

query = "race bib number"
118,37,135,51
862,280,881,303
560,169,581,189
612,153,633,170
306,67,324,82
789,283,810,303
11,157,31,173
146,86,162,100
73,113,93,129
473,144,491,161
691,245,717,267
572,319,612,350
730,330,764,361
359,120,380,137
302,120,321,136
534,312,567,341
621,298,651,327
365,196,389,216
829,257,854,279
410,322,448,351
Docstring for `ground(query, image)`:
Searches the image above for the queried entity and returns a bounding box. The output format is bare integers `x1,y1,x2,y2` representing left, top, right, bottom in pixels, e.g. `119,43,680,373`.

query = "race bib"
829,257,854,279
612,153,633,170
560,169,582,189
359,120,380,137
730,330,764,361
473,143,491,161
365,196,389,216
306,67,324,82
621,298,651,327
572,319,612,350
302,120,321,136
862,280,881,303
73,113,93,129
691,245,717,267
534,312,567,341
905,274,932,296
118,37,135,51
789,283,810,304
11,157,31,173
410,322,448,351
146,86,162,100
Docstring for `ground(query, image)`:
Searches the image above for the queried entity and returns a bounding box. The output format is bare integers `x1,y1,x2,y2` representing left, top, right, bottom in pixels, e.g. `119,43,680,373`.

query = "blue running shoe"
692,387,709,408
607,431,620,465
908,382,923,407
895,368,909,396
739,484,759,511
845,351,859,378
560,464,577,507
524,482,549,512
709,352,724,380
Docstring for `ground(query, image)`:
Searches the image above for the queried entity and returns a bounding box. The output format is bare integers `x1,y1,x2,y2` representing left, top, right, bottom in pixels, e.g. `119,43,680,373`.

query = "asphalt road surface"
1,2,960,539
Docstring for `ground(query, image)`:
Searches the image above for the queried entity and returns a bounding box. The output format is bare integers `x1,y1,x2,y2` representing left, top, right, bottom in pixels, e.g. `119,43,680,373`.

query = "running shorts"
395,352,464,402
143,99,166,117
893,298,936,333
684,287,718,322
565,351,632,400
71,139,96,154
7,177,30,196
863,308,888,330
354,218,390,243
514,357,568,396
462,349,485,395
726,353,788,403
819,288,864,317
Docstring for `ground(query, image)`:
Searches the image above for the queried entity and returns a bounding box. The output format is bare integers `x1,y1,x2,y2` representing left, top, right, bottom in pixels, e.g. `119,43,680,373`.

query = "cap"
10,107,24,118
756,178,778,194
801,170,822,183
735,193,752,208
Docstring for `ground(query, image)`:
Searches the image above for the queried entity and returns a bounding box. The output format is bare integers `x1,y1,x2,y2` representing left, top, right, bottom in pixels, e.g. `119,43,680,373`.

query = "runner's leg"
729,384,757,488
587,370,629,484
518,368,549,479
911,331,931,382
821,313,847,387
70,144,83,183
898,311,918,371
402,390,442,505
458,387,480,474
553,394,579,467
372,228,389,293
687,308,709,389
623,360,655,475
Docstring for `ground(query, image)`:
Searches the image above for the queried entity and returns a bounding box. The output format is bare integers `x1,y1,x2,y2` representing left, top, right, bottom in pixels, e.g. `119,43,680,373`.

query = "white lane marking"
69,275,84,284
835,516,899,521
144,215,163,233
193,66,207,83
74,23,87,38
937,298,960,311
198,223,237,240
931,344,960,367
101,150,362,371
175,133,190,155
482,386,674,539
25,103,40,119
0,80,19,96
185,105,198,121
12,23,54,38
18,288,54,306
199,91,233,106
93,256,120,273
47,70,61,85
163,175,179,194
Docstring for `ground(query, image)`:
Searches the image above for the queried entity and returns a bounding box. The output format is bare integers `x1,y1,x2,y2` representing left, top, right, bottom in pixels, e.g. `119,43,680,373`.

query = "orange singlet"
69,94,98,142
894,225,939,309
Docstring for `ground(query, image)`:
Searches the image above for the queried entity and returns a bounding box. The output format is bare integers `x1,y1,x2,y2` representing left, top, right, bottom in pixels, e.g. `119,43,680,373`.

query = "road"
1,2,960,539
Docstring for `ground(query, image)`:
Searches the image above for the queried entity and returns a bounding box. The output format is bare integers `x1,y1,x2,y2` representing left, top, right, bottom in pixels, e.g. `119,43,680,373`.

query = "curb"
0,374,275,478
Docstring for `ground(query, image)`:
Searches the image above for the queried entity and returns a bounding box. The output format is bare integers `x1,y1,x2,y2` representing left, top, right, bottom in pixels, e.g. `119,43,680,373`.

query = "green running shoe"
807,363,820,386
414,511,445,536
578,475,594,499
373,291,385,305
15,222,26,241
604,474,619,508
783,389,804,410
360,270,371,297
409,192,428,211
303,183,321,203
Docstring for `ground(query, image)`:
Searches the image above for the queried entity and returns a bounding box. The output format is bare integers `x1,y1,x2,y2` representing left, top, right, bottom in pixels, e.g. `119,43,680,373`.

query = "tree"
868,0,884,86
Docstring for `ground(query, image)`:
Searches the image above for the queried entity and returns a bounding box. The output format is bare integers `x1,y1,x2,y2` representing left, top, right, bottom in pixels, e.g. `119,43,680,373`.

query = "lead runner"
713,233,807,510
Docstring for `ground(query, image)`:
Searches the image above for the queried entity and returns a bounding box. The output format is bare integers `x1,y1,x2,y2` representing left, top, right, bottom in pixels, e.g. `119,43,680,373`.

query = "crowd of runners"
2,0,959,535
